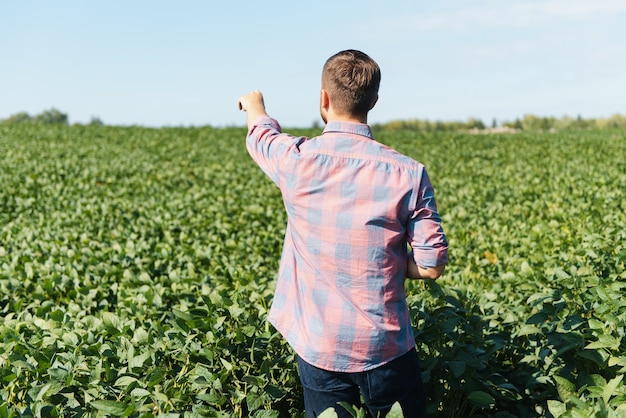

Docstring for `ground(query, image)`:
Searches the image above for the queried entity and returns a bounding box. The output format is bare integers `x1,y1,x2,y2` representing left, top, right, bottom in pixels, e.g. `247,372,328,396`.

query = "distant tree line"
373,113,626,132
500,113,626,131
2,108,69,125
374,117,486,132
3,108,625,131
1,108,103,126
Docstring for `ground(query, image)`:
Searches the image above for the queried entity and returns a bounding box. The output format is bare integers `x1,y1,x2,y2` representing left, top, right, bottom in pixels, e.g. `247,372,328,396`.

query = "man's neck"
325,111,368,125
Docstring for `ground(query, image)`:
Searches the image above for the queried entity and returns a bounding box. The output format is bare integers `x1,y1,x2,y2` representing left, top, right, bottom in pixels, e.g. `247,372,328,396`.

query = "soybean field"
0,124,625,417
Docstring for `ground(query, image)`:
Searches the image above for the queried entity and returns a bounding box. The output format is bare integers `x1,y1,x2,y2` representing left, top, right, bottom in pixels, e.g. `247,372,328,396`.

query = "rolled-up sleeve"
407,168,449,268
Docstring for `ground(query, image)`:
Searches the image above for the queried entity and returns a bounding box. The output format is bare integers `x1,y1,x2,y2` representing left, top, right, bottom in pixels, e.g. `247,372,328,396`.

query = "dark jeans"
297,349,427,418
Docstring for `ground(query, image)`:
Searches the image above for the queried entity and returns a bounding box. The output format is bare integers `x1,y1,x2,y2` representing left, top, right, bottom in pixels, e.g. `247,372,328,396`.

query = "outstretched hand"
238,90,269,128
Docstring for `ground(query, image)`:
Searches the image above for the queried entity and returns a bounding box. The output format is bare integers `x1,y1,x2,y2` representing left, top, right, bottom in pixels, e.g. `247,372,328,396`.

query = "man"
238,49,448,417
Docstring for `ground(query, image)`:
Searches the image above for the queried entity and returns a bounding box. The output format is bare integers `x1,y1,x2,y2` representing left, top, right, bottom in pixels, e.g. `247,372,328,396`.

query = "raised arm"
238,90,270,129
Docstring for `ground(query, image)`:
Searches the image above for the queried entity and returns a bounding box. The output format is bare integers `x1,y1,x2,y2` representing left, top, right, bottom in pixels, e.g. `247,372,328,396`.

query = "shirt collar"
322,121,374,140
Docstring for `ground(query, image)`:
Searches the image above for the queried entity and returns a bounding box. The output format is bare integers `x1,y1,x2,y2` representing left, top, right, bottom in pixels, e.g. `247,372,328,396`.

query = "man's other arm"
407,253,445,280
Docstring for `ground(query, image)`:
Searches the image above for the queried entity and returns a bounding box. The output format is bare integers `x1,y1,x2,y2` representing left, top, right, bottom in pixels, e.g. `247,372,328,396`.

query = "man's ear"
320,89,330,109
369,94,379,110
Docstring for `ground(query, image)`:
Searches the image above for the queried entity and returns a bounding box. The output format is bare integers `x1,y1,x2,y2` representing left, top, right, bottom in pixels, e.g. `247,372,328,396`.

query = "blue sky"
1,0,625,127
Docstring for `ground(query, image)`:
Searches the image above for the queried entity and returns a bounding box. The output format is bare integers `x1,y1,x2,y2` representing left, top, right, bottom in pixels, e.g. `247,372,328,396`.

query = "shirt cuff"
412,246,449,268
250,116,281,132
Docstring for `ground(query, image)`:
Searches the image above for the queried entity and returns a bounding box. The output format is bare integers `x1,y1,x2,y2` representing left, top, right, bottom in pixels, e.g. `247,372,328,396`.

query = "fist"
238,90,264,112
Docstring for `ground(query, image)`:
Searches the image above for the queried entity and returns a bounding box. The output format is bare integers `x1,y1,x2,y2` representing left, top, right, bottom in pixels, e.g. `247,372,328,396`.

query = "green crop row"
1,125,625,417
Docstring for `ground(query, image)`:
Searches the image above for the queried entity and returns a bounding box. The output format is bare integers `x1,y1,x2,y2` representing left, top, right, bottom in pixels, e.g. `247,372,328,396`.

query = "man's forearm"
407,253,445,280
245,104,270,129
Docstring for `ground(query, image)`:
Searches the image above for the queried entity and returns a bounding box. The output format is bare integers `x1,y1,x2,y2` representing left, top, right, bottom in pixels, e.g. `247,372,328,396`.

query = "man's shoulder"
359,137,424,171
302,134,424,175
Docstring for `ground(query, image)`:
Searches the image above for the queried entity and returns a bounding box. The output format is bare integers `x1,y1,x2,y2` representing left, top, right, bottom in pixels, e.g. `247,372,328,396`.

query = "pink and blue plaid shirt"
246,116,448,372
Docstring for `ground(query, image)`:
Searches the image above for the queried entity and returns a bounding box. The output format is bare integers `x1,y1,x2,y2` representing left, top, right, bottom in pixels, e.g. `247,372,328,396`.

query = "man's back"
247,118,448,372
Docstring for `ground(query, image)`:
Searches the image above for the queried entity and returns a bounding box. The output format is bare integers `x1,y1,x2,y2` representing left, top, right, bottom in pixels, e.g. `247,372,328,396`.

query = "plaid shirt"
246,116,448,372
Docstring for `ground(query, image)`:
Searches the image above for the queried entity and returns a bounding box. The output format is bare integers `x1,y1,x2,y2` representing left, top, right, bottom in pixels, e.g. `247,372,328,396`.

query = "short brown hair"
322,50,381,117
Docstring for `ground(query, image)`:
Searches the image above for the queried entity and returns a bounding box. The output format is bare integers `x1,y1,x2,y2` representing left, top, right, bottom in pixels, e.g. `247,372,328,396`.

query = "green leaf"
577,348,609,365
387,402,404,418
130,388,151,397
603,374,623,404
34,382,64,401
266,384,285,400
547,400,566,417
318,407,339,418
526,312,549,324
129,351,151,370
242,324,256,337
517,324,541,336
102,312,121,330
449,361,466,378
246,392,263,412
172,309,192,321
91,400,128,415
585,334,621,350
220,358,233,371
554,269,570,279
554,376,576,402
588,319,605,330
197,391,227,405
243,375,265,387
467,391,495,408
608,356,626,368
114,375,139,388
